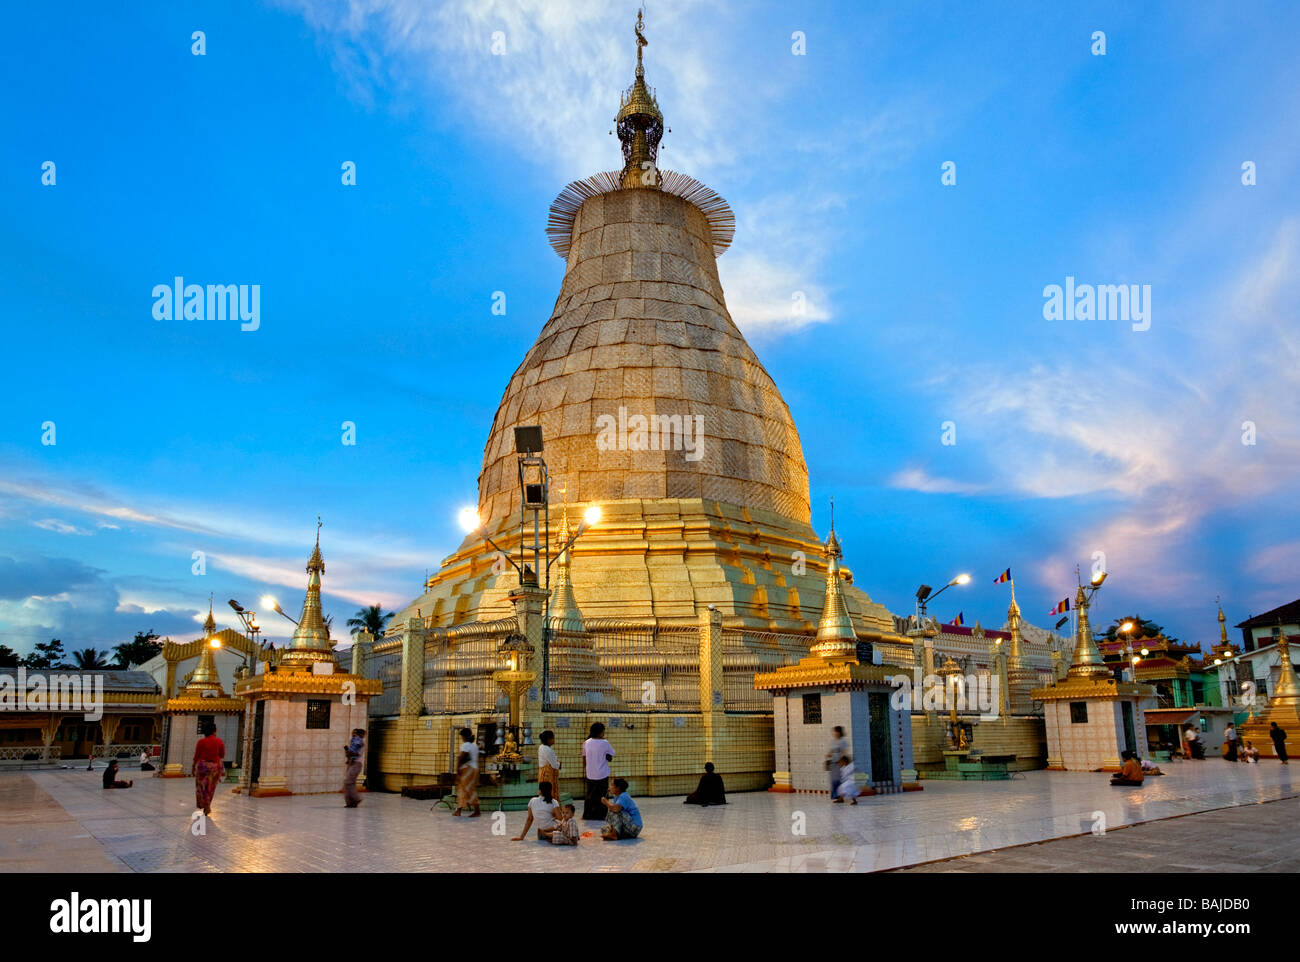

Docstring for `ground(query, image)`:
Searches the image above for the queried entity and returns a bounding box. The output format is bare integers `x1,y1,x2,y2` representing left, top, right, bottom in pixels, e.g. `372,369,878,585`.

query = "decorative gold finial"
616,7,664,188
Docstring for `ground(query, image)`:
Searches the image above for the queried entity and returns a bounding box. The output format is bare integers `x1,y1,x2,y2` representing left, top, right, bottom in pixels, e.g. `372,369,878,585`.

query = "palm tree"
71,648,111,669
347,605,395,639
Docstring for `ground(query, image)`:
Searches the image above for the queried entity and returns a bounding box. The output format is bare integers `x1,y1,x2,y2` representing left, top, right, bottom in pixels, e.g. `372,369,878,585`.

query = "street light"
915,573,971,624
262,595,298,626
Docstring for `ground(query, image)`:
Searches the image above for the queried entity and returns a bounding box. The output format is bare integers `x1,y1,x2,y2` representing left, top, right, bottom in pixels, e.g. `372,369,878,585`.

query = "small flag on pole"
950,612,964,627
994,568,1012,584
1050,597,1070,616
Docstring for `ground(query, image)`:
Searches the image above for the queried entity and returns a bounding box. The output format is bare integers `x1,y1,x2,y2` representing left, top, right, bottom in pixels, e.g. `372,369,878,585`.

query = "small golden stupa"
1239,625,1300,757
159,599,243,776
1032,582,1155,771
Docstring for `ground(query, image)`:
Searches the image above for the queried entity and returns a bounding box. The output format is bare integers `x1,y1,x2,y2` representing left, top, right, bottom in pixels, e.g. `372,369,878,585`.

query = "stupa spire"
1272,622,1300,700
1218,602,1229,648
185,637,224,694
616,8,665,188
810,501,856,661
1067,577,1109,679
549,496,585,632
202,593,217,636
280,517,337,668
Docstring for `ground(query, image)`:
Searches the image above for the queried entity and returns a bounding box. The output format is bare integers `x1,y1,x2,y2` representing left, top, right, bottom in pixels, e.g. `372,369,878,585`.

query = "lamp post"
227,599,263,792
459,501,603,707
914,573,971,626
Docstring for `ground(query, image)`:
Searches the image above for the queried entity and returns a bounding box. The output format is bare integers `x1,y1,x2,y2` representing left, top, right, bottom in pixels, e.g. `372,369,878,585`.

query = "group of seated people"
515,762,727,844
514,776,646,843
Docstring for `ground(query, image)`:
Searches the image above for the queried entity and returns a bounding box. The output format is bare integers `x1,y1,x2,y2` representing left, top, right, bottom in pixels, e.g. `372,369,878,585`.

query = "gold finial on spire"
280,519,337,668
1067,581,1110,678
616,7,664,188
635,7,647,77
202,593,216,636
810,517,856,661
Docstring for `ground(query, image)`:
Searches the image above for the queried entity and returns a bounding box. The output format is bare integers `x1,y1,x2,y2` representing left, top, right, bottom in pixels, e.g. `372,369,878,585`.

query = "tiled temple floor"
4,760,1296,873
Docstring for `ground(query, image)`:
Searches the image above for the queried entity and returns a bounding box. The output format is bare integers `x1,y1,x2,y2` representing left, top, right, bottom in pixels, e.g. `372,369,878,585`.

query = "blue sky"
1,0,1297,657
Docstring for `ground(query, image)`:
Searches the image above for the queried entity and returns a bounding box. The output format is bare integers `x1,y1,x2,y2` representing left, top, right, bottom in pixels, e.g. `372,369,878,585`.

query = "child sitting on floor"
550,803,580,845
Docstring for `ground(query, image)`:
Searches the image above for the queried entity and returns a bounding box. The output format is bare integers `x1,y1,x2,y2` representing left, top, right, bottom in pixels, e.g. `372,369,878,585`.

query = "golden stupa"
392,13,902,654
1240,626,1300,757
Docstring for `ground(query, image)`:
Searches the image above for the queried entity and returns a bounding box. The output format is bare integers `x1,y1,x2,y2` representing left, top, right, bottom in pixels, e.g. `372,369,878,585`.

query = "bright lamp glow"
953,573,971,585
458,506,481,533
1140,647,1149,656
1091,571,1108,587
209,638,222,649
583,505,602,526
261,595,278,611
1120,620,1135,633
1131,656,1141,664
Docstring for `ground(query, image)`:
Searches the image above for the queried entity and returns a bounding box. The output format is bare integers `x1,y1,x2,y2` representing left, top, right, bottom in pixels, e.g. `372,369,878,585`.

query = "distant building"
1232,598,1300,701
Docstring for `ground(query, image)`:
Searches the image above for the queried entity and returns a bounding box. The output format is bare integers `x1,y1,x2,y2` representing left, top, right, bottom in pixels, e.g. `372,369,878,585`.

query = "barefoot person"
537,729,561,800
684,762,727,806
600,777,642,840
101,759,133,790
343,728,365,808
582,723,614,820
513,782,561,841
1109,750,1144,786
193,721,224,815
550,804,580,846
452,727,481,817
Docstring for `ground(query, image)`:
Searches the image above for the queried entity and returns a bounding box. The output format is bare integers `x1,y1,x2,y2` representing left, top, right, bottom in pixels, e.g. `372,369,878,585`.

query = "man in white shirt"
582,722,615,820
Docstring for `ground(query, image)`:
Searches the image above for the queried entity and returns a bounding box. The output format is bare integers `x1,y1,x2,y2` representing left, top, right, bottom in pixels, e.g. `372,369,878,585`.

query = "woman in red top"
193,722,225,816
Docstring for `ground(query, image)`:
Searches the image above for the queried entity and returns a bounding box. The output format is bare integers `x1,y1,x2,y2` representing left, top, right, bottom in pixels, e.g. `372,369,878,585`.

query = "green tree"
71,648,111,669
346,605,394,639
1103,616,1177,645
112,630,163,668
0,645,19,668
22,638,67,669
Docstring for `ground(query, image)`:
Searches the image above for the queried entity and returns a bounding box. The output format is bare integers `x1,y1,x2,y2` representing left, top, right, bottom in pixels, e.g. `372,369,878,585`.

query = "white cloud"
278,1,943,337
896,220,1300,605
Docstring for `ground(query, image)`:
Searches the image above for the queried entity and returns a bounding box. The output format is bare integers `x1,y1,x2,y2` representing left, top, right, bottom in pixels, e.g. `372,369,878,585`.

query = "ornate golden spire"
280,517,337,669
810,510,856,661
202,594,217,636
616,9,664,188
1218,602,1229,647
184,640,225,694
549,504,585,632
1272,624,1300,700
1006,581,1024,668
1067,581,1110,678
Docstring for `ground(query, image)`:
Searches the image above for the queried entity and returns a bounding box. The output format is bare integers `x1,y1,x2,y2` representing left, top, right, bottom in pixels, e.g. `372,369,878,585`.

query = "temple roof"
1236,598,1300,630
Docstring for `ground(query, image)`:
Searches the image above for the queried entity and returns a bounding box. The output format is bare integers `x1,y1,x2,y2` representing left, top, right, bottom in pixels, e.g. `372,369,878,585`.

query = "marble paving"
4,759,1296,873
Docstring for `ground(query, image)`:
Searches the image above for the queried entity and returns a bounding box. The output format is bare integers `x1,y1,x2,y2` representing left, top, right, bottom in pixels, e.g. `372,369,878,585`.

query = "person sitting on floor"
102,759,133,790
600,777,643,840
836,755,860,804
1110,750,1144,786
139,750,155,772
550,803,580,846
513,781,562,841
1139,757,1164,776
684,762,727,806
